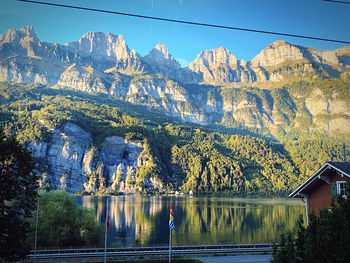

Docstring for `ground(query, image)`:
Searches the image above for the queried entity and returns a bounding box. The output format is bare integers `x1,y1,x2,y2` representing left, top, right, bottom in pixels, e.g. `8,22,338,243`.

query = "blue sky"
1,0,349,66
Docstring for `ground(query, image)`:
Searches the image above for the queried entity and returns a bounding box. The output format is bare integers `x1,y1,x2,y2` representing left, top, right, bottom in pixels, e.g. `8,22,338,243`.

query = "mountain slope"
0,26,349,141
1,82,348,195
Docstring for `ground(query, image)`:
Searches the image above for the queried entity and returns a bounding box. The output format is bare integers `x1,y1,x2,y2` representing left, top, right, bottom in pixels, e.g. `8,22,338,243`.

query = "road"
195,254,272,263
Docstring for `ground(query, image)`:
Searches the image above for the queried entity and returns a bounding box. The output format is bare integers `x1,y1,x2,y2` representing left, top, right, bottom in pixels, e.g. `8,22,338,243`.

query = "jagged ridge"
0,26,349,141
1,26,349,86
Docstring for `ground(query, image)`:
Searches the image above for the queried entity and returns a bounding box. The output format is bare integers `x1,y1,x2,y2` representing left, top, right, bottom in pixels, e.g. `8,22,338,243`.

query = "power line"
322,0,350,4
17,0,350,45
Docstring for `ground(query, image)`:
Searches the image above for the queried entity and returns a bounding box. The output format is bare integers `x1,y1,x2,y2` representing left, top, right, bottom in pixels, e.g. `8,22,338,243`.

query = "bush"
28,191,103,249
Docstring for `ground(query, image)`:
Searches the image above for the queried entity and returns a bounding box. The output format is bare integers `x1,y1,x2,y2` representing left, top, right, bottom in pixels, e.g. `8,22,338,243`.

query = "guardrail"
27,243,275,262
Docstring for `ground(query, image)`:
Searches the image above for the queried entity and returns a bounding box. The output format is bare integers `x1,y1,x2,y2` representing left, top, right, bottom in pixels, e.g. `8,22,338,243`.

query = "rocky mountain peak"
154,43,169,57
186,47,251,84
0,28,17,44
143,42,180,71
190,47,238,68
268,40,289,48
20,25,37,38
65,31,132,61
1,26,39,45
145,43,174,62
336,46,350,56
187,47,238,78
0,26,41,58
250,40,305,68
1,26,349,87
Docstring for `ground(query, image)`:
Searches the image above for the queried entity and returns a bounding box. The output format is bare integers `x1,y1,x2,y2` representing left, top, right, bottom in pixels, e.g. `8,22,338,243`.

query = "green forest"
0,82,348,196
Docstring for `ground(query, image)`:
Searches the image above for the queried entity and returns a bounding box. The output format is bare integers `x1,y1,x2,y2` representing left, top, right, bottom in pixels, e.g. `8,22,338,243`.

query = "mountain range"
1,26,350,140
1,26,349,194
1,26,350,85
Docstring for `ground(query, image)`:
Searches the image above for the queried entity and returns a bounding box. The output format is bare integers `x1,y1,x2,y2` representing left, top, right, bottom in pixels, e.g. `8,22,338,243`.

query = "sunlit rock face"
0,26,145,85
27,122,147,193
2,26,348,87
250,40,305,68
28,122,93,192
65,32,130,61
57,64,110,93
187,47,255,83
1,26,350,141
144,43,181,71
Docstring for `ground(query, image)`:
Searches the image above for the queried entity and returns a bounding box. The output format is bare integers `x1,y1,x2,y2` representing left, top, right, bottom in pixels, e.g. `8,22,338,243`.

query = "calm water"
76,195,305,247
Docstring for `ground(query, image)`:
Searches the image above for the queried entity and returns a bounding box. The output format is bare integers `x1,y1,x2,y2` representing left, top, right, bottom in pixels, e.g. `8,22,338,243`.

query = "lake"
76,195,305,247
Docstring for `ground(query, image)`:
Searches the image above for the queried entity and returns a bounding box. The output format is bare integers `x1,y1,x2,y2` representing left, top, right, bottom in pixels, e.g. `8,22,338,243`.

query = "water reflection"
76,196,305,247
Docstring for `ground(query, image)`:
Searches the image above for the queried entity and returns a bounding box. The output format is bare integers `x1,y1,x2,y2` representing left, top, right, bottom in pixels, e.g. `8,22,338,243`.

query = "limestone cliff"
188,47,254,83
27,122,163,193
250,40,350,81
1,26,349,87
0,26,145,85
1,26,349,141
57,64,111,93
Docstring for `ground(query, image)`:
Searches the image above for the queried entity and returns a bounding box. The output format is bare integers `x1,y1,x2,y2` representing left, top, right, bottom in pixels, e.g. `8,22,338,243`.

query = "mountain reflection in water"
76,195,305,247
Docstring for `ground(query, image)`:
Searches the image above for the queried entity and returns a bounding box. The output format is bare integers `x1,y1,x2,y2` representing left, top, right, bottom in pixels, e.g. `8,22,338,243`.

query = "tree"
0,131,38,262
28,191,103,248
271,182,350,263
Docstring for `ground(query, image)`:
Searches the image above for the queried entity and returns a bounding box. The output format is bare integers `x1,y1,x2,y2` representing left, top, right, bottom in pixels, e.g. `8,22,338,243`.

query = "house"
289,162,350,225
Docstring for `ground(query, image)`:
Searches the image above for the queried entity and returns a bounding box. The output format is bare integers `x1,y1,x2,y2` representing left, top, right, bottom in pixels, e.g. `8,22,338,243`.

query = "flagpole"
104,197,109,263
169,227,172,263
34,199,39,263
169,202,174,263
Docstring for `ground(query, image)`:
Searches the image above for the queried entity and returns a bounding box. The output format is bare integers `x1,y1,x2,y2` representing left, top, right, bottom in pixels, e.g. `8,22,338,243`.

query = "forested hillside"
0,82,347,196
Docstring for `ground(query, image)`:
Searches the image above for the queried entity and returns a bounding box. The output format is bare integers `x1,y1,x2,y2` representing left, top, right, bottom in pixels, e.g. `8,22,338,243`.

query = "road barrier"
27,243,275,262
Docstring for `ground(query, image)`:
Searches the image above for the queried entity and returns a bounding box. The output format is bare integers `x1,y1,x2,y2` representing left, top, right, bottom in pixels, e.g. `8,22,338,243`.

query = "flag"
106,206,110,231
169,203,174,230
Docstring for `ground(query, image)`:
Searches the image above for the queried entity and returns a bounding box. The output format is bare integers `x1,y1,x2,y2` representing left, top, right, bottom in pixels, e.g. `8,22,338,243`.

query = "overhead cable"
322,0,350,5
17,0,350,45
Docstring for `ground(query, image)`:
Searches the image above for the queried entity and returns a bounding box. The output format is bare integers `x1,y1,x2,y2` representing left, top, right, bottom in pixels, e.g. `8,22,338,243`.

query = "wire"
322,0,350,4
17,0,350,45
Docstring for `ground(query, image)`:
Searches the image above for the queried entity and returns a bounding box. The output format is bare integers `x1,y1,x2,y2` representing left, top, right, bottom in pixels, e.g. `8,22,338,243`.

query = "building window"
336,181,347,197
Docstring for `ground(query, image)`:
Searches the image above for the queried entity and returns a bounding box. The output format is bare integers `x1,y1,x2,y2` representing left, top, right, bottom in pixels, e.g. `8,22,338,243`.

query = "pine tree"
271,183,350,263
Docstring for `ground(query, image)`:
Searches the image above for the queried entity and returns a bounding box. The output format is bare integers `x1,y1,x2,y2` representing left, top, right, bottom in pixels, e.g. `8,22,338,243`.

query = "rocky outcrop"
0,56,63,85
143,43,198,83
303,88,350,136
119,74,207,124
57,64,111,93
1,26,349,87
250,40,305,68
1,26,350,141
65,32,131,61
27,122,150,193
0,26,145,85
249,40,350,81
336,46,350,66
143,43,180,71
188,47,255,83
0,26,40,58
28,122,93,192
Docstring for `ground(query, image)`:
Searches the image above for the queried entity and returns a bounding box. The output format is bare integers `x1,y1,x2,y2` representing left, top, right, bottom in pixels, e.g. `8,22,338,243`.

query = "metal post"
34,199,39,263
169,229,171,263
301,193,310,226
104,197,109,263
